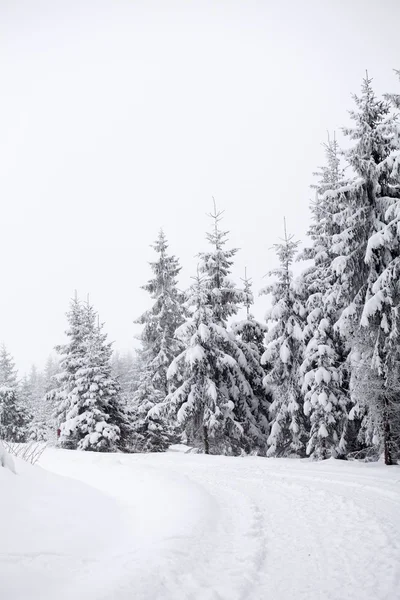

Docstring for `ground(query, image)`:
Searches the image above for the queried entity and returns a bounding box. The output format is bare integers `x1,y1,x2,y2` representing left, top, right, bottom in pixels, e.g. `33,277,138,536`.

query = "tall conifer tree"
262,222,307,456
300,137,350,459
231,271,270,448
50,295,129,451
133,230,186,451
0,345,29,442
331,75,400,463
160,203,269,454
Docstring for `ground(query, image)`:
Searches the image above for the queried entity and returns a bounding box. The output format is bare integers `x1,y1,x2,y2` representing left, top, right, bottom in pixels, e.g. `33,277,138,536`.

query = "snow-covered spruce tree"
332,74,400,464
299,137,350,459
0,345,19,389
62,303,130,452
231,270,270,446
52,297,131,452
35,356,61,443
198,201,244,325
50,294,88,449
301,316,349,459
132,230,186,452
0,386,28,443
158,273,227,454
353,72,400,464
21,365,49,441
0,345,30,442
157,205,269,455
261,221,307,457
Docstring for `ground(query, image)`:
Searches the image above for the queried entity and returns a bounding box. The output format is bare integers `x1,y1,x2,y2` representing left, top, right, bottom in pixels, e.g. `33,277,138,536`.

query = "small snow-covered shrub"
346,447,380,463
2,440,46,465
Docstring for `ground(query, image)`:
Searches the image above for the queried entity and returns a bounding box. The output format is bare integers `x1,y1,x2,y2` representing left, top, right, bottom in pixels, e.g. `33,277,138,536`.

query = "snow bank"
2,449,400,600
168,443,199,453
39,449,219,600
0,453,125,600
0,441,15,473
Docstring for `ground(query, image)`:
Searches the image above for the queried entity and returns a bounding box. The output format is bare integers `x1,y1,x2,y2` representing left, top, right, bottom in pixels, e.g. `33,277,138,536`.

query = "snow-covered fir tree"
50,294,88,448
301,315,349,459
35,356,61,443
132,230,186,452
300,134,349,317
51,295,130,451
20,365,50,441
332,74,400,463
231,270,270,447
198,201,244,324
262,221,307,457
0,345,30,442
62,304,129,452
299,137,350,459
0,345,19,388
159,273,229,453
159,205,269,455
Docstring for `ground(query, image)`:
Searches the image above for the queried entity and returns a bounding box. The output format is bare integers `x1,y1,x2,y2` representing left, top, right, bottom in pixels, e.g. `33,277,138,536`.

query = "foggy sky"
1,0,400,374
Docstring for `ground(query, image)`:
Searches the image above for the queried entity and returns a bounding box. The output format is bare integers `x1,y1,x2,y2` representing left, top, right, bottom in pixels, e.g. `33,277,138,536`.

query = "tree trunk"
383,395,393,466
203,425,209,455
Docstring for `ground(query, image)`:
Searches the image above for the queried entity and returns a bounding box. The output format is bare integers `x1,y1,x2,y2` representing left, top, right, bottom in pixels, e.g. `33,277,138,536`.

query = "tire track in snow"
159,455,400,600
39,451,400,600
242,461,400,600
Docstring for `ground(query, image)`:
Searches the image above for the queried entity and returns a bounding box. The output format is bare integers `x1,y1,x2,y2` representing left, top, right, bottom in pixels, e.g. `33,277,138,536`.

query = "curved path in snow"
32,450,400,600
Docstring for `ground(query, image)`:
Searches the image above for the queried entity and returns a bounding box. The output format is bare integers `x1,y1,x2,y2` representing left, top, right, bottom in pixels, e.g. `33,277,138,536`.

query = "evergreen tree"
159,205,269,454
23,365,49,441
35,356,61,443
0,345,29,442
262,222,307,457
51,296,130,452
299,137,350,459
0,345,19,388
63,307,129,451
133,230,186,451
333,74,400,464
198,200,244,324
301,316,349,459
231,271,270,448
50,294,88,449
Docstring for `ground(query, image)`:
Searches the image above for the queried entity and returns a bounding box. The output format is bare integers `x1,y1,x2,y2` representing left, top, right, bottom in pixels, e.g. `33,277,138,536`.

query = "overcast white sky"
1,0,400,374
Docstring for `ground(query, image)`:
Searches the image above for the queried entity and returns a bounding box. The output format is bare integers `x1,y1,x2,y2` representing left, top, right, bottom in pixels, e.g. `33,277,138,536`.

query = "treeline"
2,71,400,464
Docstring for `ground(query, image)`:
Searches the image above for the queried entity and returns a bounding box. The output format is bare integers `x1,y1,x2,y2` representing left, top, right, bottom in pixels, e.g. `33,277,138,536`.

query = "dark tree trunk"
383,395,393,466
203,425,209,455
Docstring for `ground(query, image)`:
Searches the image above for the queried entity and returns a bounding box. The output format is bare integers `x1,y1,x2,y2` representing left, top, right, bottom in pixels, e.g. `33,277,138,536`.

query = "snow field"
1,449,400,600
0,455,124,600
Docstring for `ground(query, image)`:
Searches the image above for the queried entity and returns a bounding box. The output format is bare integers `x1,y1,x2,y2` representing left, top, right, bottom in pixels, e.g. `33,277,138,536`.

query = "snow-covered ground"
1,448,400,600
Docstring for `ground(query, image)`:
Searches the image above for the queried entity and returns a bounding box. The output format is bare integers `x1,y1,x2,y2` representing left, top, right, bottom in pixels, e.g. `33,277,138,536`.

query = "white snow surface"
1,449,400,600
0,441,15,472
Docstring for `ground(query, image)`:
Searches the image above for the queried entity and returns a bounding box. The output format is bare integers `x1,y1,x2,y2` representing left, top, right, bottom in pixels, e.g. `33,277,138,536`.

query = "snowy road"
2,449,400,600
